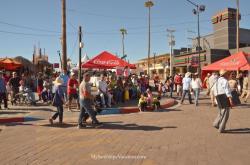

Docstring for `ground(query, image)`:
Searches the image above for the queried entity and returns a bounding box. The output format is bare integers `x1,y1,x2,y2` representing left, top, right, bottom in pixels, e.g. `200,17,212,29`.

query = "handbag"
215,78,230,109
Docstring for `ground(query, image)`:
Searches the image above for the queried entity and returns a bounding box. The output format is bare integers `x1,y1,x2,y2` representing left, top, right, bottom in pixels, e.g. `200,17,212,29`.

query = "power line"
0,30,60,37
0,20,61,33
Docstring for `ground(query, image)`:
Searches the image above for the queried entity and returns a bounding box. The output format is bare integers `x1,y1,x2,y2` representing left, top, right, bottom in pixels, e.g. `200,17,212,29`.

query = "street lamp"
120,28,127,59
78,26,83,83
57,50,62,70
145,0,154,78
186,0,205,76
236,0,240,52
167,29,175,77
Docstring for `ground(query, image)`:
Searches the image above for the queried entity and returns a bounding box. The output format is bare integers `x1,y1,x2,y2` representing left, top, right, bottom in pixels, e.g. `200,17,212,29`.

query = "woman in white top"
191,73,202,106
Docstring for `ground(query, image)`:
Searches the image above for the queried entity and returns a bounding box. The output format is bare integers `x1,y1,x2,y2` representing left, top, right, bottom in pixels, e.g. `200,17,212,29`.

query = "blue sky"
0,0,249,64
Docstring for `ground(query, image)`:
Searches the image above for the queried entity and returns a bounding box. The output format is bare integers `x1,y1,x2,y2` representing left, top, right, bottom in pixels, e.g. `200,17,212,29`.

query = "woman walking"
49,77,65,125
191,73,202,106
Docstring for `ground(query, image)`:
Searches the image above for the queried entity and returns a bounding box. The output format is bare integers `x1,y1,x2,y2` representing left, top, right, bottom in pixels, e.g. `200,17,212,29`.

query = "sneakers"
92,120,103,126
77,124,86,129
49,118,53,125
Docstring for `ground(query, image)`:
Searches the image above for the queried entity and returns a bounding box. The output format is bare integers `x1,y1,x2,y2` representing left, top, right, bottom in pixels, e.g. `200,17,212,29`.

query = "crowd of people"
0,68,249,131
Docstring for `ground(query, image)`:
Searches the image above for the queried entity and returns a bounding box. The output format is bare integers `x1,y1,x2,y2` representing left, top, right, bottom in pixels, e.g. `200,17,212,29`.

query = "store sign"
220,59,240,67
191,56,199,67
53,63,59,68
93,59,119,65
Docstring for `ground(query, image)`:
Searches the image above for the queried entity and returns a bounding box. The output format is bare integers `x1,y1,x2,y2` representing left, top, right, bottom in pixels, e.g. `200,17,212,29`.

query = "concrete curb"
0,99,175,123
98,98,175,115
0,116,42,124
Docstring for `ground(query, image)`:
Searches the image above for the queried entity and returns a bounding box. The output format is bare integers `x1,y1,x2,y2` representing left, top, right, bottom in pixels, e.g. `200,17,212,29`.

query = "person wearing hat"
213,69,233,133
67,72,79,111
180,72,193,104
191,73,202,106
49,77,65,125
0,71,8,110
78,72,102,129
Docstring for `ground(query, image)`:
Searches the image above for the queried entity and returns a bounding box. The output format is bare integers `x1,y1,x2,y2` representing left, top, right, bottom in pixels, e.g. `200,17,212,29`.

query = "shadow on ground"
225,128,250,134
39,121,177,131
2,123,34,127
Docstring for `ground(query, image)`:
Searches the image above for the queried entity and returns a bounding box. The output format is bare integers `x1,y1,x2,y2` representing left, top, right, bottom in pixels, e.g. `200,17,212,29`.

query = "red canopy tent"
82,51,136,69
202,51,250,71
201,52,250,87
0,58,22,70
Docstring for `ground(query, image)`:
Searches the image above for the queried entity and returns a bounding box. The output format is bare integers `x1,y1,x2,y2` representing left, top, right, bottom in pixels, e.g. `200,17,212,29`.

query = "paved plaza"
0,94,250,165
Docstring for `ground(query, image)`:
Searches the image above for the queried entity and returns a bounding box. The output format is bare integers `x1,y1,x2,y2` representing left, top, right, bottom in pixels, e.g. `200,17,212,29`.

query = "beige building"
135,53,170,79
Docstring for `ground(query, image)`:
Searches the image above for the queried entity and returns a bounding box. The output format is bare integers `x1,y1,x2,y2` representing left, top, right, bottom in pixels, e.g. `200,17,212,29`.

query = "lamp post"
120,28,127,59
145,0,154,78
186,0,205,76
236,0,240,52
57,50,62,70
167,29,175,77
78,26,83,83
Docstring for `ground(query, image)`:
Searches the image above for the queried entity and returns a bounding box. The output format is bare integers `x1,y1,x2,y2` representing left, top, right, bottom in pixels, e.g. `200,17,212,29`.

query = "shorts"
177,85,182,93
68,93,78,101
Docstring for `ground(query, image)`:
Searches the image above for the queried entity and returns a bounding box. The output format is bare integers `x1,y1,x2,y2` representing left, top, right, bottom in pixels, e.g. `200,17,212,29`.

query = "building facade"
173,8,250,74
135,53,170,79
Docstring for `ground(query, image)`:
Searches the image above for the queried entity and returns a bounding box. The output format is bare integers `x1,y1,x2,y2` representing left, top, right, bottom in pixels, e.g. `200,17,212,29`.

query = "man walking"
180,72,193,104
78,73,101,129
213,69,233,133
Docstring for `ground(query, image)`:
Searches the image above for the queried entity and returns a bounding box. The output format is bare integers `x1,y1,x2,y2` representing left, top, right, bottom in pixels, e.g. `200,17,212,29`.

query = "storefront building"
173,8,250,74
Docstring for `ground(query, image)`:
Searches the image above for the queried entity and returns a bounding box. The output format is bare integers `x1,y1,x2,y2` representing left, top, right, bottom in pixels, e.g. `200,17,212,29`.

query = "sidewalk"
0,94,250,165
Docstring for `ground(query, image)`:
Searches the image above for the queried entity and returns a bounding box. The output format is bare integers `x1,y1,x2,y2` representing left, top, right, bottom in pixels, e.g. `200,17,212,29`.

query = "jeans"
0,92,8,108
52,105,64,123
61,86,68,102
100,92,112,107
169,86,173,98
78,98,98,125
114,89,123,103
193,88,200,106
181,90,192,104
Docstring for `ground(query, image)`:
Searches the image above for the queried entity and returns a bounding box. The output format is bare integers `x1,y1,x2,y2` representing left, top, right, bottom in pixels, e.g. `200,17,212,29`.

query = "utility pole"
167,29,175,77
78,26,83,83
236,0,240,52
61,0,67,71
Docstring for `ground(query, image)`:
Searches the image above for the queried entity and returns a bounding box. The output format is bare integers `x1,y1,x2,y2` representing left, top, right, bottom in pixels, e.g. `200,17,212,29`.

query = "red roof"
202,51,250,71
82,51,136,69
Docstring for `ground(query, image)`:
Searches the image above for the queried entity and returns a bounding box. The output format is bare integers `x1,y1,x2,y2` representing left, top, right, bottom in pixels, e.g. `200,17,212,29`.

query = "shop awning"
82,51,136,69
202,51,250,71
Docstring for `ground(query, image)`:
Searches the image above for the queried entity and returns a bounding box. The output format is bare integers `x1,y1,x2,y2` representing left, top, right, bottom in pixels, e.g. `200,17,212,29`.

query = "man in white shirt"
213,69,233,133
180,72,193,104
97,75,112,108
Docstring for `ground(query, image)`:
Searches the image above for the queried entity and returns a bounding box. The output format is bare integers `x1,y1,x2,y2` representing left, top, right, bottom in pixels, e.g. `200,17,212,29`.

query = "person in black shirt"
9,72,20,104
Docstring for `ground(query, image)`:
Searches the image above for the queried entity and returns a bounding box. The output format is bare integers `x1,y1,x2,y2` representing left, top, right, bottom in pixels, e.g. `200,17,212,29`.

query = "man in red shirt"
67,72,79,111
174,73,183,98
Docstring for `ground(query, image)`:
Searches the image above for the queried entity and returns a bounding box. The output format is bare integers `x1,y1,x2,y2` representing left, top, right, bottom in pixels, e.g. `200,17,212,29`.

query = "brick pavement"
0,94,250,165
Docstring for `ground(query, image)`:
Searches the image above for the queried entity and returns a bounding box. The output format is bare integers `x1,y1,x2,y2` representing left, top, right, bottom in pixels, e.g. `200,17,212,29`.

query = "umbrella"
0,57,22,70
